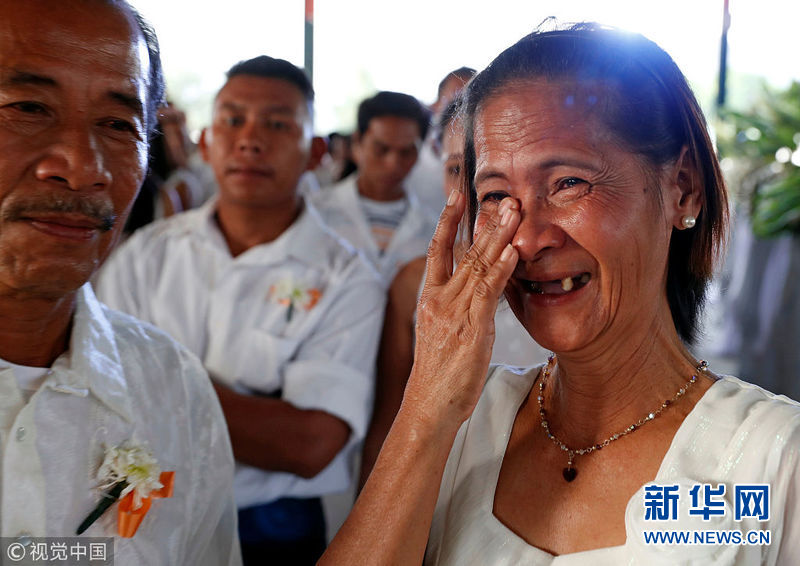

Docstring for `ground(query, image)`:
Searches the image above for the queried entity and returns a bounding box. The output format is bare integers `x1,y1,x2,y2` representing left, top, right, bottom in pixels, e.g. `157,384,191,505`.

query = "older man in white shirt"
309,91,437,286
0,1,239,564
96,55,384,564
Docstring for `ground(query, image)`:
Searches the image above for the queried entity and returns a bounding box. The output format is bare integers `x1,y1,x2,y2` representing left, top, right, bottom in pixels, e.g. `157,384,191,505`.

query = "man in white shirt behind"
0,1,239,564
96,56,385,565
309,91,437,286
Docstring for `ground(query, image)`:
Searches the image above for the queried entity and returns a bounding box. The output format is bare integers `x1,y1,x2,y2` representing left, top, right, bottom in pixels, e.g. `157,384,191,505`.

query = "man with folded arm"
97,55,384,564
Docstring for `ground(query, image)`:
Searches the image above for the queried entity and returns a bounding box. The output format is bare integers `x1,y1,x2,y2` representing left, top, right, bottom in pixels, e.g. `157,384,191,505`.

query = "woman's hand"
319,192,519,566
403,190,520,430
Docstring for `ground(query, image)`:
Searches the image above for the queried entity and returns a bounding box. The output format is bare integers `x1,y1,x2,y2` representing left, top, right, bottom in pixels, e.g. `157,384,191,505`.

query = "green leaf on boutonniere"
76,480,127,535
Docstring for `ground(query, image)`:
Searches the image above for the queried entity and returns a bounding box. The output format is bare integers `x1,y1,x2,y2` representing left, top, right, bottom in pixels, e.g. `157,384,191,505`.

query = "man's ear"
306,136,327,171
198,127,211,163
666,146,703,229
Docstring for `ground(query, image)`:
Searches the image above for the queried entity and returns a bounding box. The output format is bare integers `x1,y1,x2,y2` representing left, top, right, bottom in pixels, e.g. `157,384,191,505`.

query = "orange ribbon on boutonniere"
77,442,174,537
268,278,323,321
117,470,174,537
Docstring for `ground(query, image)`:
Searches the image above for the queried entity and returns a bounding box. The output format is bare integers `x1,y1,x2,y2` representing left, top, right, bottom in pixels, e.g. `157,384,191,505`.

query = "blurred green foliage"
719,81,800,238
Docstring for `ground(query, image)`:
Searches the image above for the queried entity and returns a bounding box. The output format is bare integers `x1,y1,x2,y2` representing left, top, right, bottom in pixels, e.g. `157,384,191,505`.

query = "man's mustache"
1,194,117,232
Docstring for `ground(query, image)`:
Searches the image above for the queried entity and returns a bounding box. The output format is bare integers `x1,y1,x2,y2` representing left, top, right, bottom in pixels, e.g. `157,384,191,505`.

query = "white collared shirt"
0,285,240,565
96,200,385,509
308,175,438,286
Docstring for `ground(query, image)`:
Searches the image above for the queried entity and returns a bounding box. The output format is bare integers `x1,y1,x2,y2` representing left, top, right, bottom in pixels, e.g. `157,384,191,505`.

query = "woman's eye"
447,165,460,177
480,191,507,203
557,177,590,191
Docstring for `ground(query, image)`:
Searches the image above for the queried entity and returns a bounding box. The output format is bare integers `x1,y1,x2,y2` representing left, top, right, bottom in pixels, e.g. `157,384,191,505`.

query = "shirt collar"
345,173,420,208
193,197,333,268
344,173,429,222
49,283,134,422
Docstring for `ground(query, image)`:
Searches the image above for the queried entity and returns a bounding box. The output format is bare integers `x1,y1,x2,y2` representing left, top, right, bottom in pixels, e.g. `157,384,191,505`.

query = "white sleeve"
179,349,242,566
281,263,385,440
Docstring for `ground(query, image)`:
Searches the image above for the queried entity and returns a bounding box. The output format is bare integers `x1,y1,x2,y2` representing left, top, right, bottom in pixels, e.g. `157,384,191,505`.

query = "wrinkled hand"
403,191,520,430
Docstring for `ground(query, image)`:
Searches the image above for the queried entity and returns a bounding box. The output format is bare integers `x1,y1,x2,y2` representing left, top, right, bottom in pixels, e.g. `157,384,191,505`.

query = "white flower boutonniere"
77,442,174,537
269,277,322,321
97,443,163,508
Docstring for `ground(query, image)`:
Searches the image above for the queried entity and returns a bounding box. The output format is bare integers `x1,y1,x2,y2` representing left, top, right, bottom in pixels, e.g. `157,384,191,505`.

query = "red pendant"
563,467,577,482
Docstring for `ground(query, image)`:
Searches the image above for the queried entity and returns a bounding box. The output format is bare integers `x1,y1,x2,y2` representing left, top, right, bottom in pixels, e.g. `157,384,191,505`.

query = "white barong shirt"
0,284,240,565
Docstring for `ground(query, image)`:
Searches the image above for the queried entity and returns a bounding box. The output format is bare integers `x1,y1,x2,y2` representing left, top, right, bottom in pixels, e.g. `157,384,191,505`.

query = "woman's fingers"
448,198,520,298
408,238,519,427
424,190,465,288
408,198,520,427
470,242,518,327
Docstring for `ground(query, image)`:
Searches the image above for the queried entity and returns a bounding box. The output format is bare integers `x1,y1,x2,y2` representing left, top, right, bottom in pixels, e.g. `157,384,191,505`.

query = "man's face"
200,75,312,211
0,0,150,299
353,116,421,198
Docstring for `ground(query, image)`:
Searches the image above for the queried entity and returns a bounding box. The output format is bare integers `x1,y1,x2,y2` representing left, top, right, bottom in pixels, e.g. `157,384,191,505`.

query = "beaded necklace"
537,355,709,482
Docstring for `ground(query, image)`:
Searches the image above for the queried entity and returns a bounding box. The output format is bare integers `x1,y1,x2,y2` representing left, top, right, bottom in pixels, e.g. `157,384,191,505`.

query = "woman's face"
472,79,678,354
441,118,465,198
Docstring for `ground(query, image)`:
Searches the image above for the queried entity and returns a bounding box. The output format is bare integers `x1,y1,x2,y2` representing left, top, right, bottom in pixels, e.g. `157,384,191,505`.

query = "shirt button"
15,427,26,441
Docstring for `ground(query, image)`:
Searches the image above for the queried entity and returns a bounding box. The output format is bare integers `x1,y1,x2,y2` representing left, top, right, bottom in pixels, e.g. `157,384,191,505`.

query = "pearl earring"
681,215,696,229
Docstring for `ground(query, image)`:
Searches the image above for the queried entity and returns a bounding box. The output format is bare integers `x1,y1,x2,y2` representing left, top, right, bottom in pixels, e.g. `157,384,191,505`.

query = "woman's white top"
426,365,800,565
491,305,550,367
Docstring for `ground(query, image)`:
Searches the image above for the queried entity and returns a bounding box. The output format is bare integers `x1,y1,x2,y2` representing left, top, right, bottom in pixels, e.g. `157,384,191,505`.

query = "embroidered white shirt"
96,200,385,509
308,175,438,286
0,284,240,565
